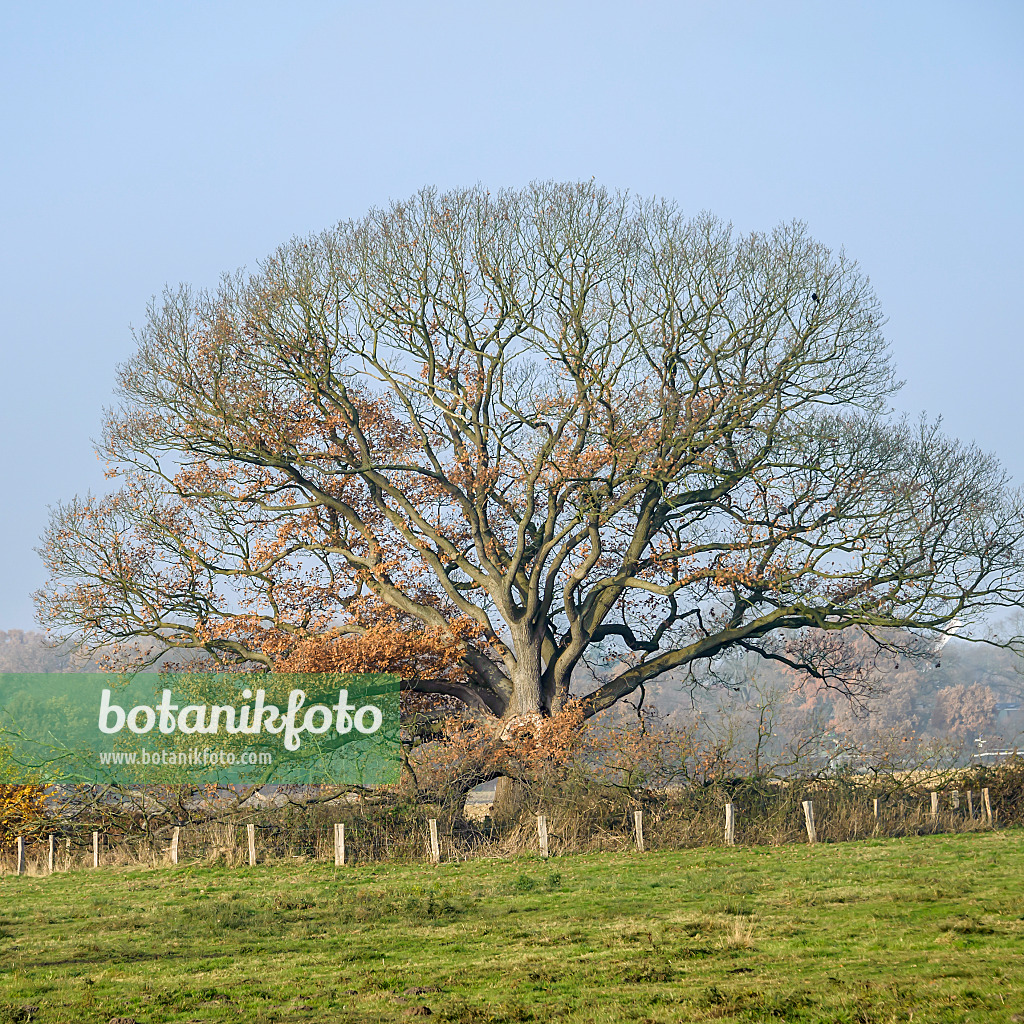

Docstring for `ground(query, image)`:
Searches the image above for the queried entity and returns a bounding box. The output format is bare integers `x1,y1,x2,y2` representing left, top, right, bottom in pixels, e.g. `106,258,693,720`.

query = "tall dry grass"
1,763,1014,874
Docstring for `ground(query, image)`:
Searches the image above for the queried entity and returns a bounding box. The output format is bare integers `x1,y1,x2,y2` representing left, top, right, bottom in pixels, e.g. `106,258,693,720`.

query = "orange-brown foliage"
0,784,47,851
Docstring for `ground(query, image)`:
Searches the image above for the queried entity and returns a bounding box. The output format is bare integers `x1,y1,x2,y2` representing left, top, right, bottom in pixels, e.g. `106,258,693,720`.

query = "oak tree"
37,182,1024,738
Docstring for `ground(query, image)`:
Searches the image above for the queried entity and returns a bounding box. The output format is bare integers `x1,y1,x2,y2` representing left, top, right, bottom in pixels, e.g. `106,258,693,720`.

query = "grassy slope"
1,832,1023,1023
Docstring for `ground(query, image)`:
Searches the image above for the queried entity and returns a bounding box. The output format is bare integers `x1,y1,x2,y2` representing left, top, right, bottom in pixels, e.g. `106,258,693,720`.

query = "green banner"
0,673,400,785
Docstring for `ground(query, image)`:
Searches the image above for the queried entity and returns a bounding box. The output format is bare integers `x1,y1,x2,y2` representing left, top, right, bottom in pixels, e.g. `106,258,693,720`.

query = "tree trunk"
507,624,544,715
491,775,529,822
492,636,549,820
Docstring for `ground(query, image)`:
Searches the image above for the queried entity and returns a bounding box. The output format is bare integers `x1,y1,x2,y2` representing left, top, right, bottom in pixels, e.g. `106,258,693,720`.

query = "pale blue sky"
1,1,1021,628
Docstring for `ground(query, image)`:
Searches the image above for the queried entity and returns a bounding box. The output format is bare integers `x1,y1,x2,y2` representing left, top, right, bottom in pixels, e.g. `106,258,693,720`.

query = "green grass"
2,832,1024,1023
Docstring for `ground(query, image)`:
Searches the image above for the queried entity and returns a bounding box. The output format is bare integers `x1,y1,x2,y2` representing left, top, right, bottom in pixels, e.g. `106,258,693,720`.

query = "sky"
0,0,1022,630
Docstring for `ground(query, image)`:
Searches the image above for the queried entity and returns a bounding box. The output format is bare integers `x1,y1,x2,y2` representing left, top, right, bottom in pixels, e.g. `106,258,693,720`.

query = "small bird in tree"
811,292,820,302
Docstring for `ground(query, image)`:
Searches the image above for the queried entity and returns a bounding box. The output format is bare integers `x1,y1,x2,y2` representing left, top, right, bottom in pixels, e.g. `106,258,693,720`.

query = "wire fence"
1,784,1002,876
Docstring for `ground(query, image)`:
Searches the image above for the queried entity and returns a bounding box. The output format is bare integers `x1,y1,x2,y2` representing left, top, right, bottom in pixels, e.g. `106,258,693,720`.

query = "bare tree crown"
37,182,1024,719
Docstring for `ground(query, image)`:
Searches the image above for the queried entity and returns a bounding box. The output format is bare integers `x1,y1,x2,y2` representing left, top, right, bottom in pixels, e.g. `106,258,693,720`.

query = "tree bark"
491,776,529,822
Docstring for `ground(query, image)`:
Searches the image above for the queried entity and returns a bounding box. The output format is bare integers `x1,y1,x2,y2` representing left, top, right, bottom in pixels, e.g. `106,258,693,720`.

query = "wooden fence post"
428,819,440,864
334,823,345,866
982,788,993,825
247,823,256,866
170,827,180,866
92,832,100,868
872,797,880,820
930,791,939,820
633,810,645,853
802,800,817,844
951,790,960,810
537,814,549,859
64,837,70,868
724,803,736,846
16,837,25,875
967,790,974,819
48,835,55,874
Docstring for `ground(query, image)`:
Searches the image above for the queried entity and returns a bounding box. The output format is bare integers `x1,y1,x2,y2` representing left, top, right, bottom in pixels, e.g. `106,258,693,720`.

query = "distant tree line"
0,630,82,673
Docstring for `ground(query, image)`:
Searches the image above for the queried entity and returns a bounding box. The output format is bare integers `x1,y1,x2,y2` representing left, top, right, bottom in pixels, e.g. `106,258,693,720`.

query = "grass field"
1,831,1023,1023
